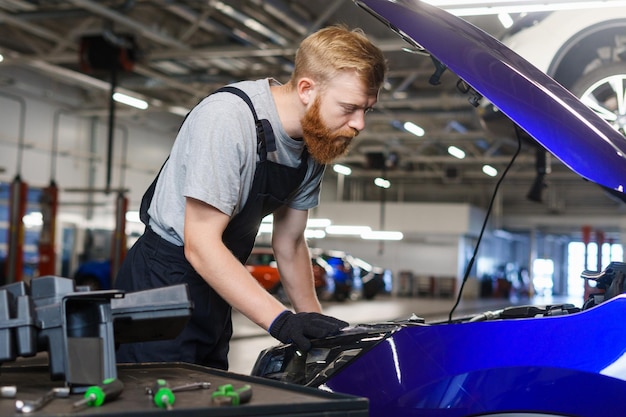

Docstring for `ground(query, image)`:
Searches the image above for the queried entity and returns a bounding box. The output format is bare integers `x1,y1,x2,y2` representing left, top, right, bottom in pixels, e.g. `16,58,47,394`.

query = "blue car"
73,259,112,290
252,1,626,416
312,250,354,302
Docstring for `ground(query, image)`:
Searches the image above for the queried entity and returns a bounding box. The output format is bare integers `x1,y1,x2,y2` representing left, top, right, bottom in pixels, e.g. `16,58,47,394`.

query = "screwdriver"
149,379,175,410
72,378,124,410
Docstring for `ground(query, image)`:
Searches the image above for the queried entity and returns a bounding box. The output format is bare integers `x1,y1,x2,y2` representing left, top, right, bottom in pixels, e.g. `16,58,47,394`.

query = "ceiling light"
168,106,191,117
125,211,141,223
482,164,498,177
326,225,372,235
305,229,326,239
0,54,4,63
448,145,466,159
374,177,391,188
403,121,425,137
425,0,626,16
22,212,43,228
307,218,332,228
361,230,404,241
333,164,352,176
112,92,148,110
498,12,514,28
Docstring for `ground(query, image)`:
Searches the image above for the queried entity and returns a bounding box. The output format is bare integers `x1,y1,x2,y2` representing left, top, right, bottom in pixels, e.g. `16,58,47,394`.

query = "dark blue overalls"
114,87,309,369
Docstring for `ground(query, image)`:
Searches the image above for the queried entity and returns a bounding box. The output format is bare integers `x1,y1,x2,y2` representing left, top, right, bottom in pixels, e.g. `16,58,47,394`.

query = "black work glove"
269,310,348,352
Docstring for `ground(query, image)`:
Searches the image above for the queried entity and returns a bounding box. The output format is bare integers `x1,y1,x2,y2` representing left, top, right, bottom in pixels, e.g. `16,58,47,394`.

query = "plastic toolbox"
0,362,368,416
0,276,192,389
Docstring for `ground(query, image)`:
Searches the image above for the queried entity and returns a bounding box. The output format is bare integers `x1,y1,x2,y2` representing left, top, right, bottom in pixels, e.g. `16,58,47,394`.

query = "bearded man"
114,25,388,369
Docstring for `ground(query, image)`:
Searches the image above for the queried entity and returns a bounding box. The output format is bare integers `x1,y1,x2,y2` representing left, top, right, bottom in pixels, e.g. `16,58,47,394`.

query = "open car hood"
355,0,626,193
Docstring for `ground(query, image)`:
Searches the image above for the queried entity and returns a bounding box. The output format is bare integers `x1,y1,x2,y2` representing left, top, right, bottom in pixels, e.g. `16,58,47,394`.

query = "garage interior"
1,0,626,415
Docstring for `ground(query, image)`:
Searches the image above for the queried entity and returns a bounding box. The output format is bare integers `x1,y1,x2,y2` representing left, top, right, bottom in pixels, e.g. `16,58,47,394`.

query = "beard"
301,96,358,165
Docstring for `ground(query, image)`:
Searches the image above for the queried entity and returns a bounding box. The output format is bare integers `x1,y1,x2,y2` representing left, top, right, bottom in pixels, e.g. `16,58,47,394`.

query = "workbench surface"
0,363,368,416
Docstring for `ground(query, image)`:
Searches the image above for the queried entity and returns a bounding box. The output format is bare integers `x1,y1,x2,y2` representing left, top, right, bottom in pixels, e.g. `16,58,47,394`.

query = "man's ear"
296,77,316,105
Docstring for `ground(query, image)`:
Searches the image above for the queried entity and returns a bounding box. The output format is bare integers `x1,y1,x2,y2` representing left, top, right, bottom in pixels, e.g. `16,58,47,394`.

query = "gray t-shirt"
148,78,325,246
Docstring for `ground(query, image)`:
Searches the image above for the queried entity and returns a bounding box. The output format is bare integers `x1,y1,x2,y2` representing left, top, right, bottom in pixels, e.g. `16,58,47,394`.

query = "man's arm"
271,205,322,313
183,196,286,330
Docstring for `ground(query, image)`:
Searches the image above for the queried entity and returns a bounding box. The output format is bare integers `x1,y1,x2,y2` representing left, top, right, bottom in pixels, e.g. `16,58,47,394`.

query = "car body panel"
254,296,626,416
323,297,626,416
355,0,626,194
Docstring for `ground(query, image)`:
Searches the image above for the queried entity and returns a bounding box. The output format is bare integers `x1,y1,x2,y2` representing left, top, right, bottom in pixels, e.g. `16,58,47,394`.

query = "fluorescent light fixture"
305,229,326,239
498,12,514,28
168,105,191,116
361,230,404,241
447,145,466,159
326,225,372,235
112,92,149,110
125,211,141,223
23,212,43,228
307,218,331,228
333,164,352,176
482,164,498,177
424,0,626,16
403,121,425,137
374,177,391,188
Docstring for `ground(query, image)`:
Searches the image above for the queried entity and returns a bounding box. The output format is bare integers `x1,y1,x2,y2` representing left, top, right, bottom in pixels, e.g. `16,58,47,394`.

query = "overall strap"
215,86,277,159
139,86,276,226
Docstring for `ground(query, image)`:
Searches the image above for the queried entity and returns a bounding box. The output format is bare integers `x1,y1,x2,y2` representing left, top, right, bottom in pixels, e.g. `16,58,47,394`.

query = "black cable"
448,124,524,323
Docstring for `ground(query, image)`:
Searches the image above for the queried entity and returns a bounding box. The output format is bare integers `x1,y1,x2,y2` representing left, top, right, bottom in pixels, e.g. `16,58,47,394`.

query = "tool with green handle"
72,378,124,410
211,384,252,406
149,379,175,410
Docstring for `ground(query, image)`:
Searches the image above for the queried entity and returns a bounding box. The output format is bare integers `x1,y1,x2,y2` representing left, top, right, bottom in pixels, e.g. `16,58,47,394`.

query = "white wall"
0,79,176,229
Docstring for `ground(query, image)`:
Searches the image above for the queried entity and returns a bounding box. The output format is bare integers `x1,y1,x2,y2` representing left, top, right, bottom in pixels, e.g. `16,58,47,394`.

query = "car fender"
501,9,626,77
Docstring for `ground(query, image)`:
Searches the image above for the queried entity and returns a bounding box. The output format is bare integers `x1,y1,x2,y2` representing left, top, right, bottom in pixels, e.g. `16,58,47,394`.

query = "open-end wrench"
15,387,70,414
171,382,211,393
144,381,211,396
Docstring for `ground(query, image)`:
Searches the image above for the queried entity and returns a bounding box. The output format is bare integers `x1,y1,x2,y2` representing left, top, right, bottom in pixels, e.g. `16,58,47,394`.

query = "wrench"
171,382,211,393
15,387,70,414
145,381,210,396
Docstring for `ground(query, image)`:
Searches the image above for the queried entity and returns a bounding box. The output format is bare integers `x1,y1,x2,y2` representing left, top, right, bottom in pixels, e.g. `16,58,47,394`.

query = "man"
114,25,388,369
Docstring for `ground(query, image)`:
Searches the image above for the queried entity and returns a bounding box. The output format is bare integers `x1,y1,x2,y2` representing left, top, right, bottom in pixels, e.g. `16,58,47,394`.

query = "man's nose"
348,111,366,132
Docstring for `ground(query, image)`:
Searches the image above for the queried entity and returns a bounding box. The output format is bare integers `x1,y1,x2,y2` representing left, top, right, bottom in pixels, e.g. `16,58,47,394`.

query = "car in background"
246,247,327,302
480,7,626,141
246,247,280,293
311,249,390,301
351,256,390,300
312,249,354,302
73,259,111,290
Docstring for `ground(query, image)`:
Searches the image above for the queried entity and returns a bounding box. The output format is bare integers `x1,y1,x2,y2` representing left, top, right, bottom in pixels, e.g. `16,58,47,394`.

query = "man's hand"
269,310,348,352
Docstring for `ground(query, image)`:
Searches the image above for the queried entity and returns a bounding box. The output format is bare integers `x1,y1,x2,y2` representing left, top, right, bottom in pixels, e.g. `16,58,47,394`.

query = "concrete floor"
228,292,582,375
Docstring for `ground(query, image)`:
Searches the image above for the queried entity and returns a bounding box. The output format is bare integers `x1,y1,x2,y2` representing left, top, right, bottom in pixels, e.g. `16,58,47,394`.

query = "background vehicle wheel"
570,62,626,135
